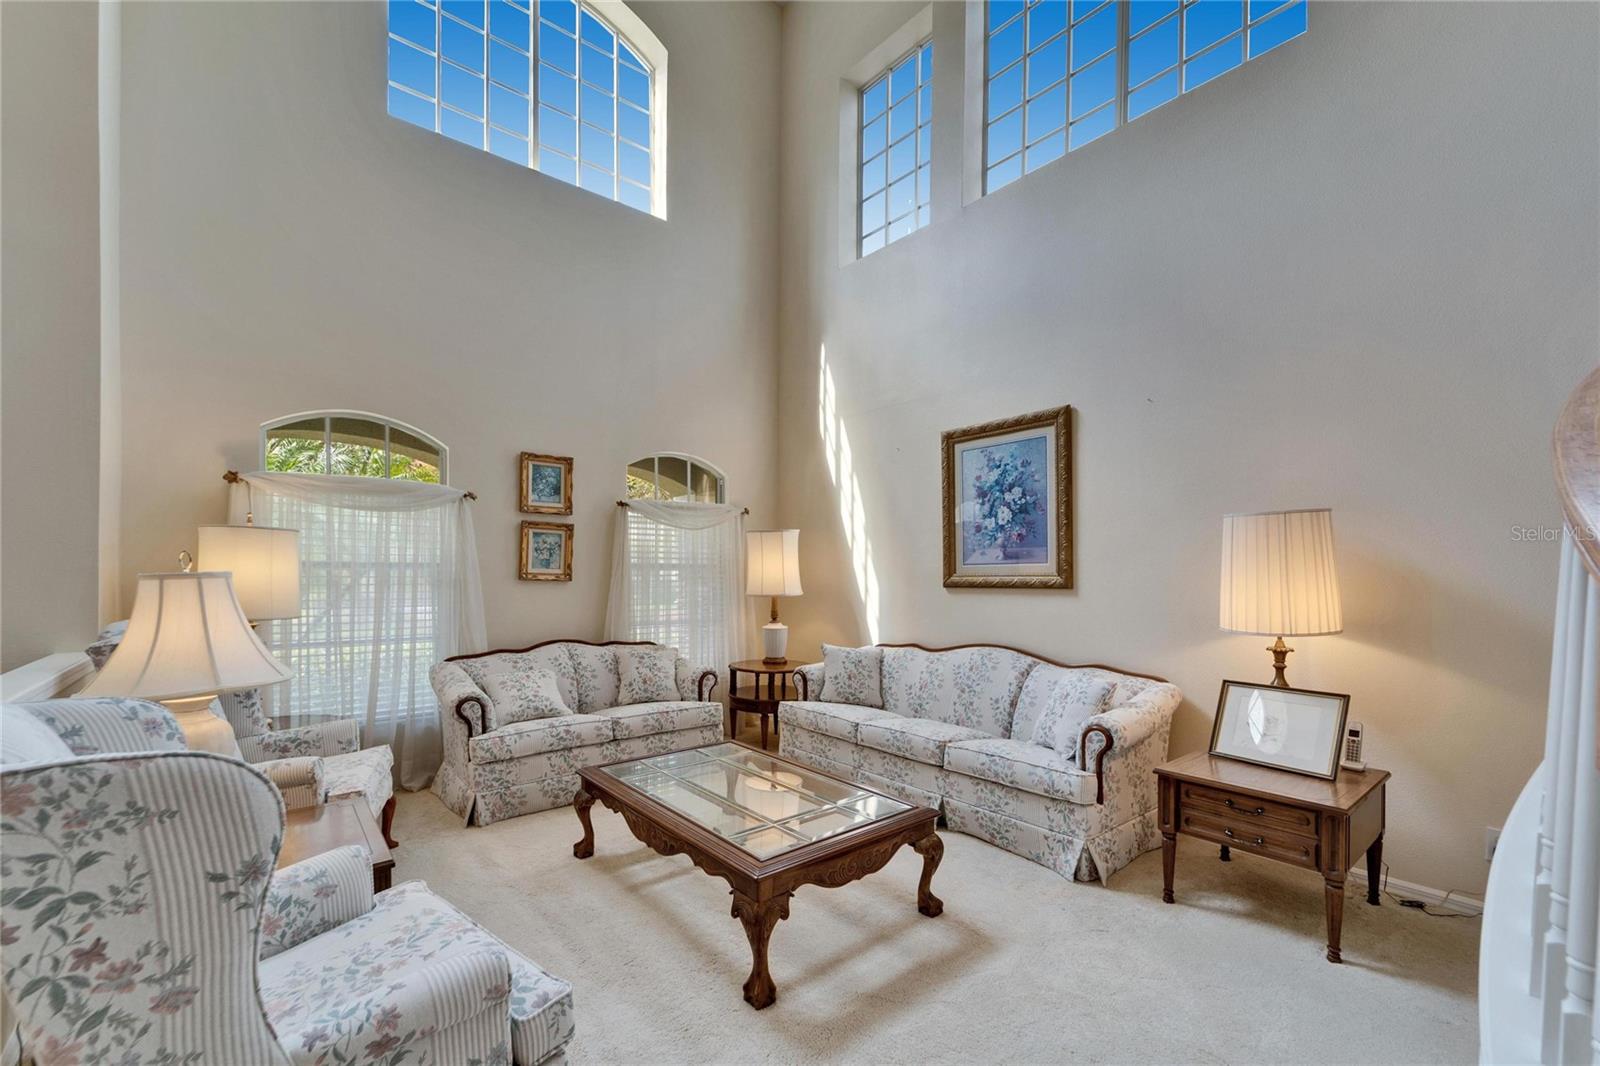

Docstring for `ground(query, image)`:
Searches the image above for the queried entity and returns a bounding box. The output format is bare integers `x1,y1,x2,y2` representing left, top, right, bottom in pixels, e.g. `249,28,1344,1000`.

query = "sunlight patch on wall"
819,344,880,642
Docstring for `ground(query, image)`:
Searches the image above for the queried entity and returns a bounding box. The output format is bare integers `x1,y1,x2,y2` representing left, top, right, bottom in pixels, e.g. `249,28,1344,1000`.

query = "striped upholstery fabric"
1,703,576,1065
257,755,325,810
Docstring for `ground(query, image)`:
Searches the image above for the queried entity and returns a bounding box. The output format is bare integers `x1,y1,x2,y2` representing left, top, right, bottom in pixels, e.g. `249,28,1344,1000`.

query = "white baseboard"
1,652,94,703
1347,867,1483,916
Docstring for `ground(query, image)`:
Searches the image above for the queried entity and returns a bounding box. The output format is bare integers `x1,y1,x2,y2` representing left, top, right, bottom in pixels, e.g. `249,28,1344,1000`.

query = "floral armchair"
0,699,576,1066
88,623,398,847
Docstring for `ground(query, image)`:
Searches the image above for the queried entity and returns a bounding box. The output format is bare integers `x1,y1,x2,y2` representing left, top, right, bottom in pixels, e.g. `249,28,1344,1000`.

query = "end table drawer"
1179,810,1319,870
1180,783,1317,836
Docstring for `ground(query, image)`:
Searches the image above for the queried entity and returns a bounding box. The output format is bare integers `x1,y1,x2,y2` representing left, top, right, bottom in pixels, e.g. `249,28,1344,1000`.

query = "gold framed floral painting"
519,452,573,515
942,405,1072,589
519,521,572,582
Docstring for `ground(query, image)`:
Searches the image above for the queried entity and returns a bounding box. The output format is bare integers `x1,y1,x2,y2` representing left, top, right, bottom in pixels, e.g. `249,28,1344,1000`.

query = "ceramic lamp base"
161,694,243,757
761,622,789,664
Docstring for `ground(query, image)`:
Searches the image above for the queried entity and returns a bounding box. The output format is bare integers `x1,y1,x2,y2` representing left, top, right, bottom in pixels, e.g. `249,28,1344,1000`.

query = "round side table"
727,659,813,750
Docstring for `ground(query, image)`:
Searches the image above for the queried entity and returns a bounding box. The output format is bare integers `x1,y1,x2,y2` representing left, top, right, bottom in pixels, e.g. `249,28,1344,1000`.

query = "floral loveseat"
431,639,722,826
778,643,1181,883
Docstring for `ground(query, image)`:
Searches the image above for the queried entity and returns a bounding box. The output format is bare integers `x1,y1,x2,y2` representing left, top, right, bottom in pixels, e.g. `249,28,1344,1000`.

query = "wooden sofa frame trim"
442,638,721,740
792,641,1171,805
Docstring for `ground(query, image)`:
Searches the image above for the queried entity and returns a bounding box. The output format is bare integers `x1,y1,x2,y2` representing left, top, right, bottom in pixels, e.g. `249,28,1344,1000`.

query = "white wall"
116,0,781,649
1,1,103,671
775,0,1599,893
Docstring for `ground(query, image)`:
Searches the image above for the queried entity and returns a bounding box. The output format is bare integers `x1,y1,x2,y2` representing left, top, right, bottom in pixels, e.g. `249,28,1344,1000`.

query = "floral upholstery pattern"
469,715,615,764
856,765,941,810
259,755,326,810
674,658,718,702
566,644,621,712
480,667,573,729
776,725,860,774
942,737,1098,803
239,718,362,761
322,746,395,822
217,687,274,737
945,796,1095,881
880,646,1037,738
857,716,988,766
859,746,949,797
616,645,679,705
458,646,581,711
1,750,294,1063
1011,664,1132,742
597,701,722,740
85,620,128,670
818,644,884,707
792,662,826,700
2,709,571,1064
14,696,187,755
1030,675,1116,752
259,845,376,960
777,700,899,743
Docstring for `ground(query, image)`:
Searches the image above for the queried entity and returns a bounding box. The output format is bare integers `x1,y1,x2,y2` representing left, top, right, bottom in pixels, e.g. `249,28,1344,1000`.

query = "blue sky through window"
387,0,655,213
860,39,933,257
985,0,1306,192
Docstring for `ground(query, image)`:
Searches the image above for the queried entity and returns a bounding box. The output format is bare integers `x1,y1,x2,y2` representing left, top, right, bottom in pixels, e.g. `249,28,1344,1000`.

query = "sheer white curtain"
605,501,751,668
229,473,487,789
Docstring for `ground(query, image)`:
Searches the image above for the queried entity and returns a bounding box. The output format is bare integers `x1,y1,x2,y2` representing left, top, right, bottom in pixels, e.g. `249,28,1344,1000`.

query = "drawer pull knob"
1223,798,1266,815
1222,828,1265,846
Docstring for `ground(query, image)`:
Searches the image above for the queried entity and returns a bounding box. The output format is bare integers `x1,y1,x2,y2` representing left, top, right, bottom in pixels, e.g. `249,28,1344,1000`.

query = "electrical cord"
1376,862,1478,918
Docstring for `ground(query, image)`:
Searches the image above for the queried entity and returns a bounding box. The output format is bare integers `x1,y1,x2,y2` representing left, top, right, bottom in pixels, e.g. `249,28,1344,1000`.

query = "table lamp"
81,565,293,753
197,515,300,623
1219,508,1343,687
747,529,803,664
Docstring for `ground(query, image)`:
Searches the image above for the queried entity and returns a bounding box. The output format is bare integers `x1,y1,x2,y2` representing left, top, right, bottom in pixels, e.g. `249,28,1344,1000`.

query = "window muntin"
387,0,656,214
860,39,933,257
263,412,446,483
626,454,725,503
984,0,1306,192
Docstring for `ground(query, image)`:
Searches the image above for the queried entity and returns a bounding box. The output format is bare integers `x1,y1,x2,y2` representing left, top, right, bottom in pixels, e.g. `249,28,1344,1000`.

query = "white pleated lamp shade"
746,530,803,598
197,524,301,621
82,571,293,701
1219,509,1343,637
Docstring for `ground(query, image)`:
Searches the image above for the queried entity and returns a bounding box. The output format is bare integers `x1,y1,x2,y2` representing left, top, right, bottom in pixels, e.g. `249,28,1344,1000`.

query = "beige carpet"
391,790,1479,1064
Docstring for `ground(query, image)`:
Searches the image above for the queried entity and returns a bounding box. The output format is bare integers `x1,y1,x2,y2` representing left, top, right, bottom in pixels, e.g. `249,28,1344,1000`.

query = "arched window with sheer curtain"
607,454,747,667
244,411,484,789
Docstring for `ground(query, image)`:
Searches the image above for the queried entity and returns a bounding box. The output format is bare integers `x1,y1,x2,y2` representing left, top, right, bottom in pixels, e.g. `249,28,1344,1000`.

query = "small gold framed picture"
520,452,573,515
519,521,572,582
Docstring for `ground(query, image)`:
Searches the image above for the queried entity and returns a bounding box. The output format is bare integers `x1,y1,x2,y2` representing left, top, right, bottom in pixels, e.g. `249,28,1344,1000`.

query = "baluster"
1543,532,1592,1051
1557,569,1600,1062
1536,536,1579,994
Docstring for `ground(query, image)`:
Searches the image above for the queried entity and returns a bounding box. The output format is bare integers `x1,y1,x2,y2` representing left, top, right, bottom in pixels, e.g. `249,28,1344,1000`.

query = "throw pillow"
479,667,571,728
617,645,680,705
819,644,884,708
1030,674,1116,754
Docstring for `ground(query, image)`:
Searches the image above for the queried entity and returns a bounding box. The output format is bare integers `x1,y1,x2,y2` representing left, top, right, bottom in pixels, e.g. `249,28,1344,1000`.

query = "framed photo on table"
1209,681,1351,780
519,521,572,582
520,453,573,515
942,405,1072,588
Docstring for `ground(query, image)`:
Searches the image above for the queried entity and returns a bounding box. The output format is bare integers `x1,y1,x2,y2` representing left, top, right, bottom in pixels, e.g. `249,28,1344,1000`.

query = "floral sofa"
0,698,575,1065
431,639,723,826
778,643,1182,883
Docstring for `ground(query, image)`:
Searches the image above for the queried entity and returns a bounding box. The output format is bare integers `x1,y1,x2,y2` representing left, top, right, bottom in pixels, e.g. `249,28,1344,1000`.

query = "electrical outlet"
1485,826,1501,862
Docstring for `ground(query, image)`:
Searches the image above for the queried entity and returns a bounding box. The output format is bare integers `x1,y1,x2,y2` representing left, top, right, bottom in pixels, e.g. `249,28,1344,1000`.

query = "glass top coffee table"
573,741,944,1009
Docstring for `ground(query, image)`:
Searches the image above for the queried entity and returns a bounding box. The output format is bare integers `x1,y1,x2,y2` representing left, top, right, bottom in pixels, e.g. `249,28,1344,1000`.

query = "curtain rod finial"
223,470,242,484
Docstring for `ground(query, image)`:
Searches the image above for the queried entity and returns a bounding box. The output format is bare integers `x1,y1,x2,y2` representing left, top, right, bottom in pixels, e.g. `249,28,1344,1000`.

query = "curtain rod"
617,499,748,515
224,469,478,500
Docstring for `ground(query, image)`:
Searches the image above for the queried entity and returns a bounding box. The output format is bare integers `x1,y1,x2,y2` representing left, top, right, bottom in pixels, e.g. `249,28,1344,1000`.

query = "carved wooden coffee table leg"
730,890,790,1009
572,787,596,859
913,833,944,917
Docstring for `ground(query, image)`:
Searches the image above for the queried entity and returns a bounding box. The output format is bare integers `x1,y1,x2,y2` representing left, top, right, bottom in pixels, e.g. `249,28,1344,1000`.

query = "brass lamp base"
1268,636,1293,687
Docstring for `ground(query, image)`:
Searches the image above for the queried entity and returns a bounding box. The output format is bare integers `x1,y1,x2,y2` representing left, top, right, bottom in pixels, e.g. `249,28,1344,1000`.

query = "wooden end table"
281,796,395,893
727,659,812,749
1156,751,1389,963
